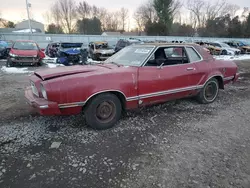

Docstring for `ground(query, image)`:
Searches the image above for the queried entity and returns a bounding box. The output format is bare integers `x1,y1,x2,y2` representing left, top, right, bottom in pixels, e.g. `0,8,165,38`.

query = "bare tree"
51,2,62,27
187,0,240,29
226,4,240,18
119,7,129,31
77,1,91,19
51,0,77,33
133,7,145,32
187,0,205,28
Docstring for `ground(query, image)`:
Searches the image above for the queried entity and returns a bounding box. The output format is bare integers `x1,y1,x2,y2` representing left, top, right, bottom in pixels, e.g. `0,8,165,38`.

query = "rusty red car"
25,43,239,130
6,40,45,67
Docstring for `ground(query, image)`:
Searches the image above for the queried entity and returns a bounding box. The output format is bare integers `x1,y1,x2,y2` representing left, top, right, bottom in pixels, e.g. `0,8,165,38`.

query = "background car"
56,42,83,66
6,40,45,67
45,42,60,58
210,41,241,55
114,38,143,52
88,41,115,61
0,40,9,59
225,41,250,54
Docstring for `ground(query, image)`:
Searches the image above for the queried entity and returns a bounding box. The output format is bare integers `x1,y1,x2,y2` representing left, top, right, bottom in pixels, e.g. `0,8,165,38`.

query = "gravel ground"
0,59,250,188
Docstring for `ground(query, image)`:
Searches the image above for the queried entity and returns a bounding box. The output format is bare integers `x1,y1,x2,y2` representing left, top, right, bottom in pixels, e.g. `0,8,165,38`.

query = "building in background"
15,20,45,33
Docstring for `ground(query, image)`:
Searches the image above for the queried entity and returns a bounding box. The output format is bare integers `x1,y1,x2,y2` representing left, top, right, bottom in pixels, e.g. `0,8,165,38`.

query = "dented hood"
34,65,111,80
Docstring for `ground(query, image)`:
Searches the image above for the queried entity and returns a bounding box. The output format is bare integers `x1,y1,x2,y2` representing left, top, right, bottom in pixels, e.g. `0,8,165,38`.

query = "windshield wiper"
109,62,121,67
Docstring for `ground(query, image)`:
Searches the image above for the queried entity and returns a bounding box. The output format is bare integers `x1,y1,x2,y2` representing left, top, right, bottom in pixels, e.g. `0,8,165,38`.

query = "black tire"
37,59,43,66
6,58,13,67
196,78,219,104
85,93,122,130
91,54,96,61
221,50,227,55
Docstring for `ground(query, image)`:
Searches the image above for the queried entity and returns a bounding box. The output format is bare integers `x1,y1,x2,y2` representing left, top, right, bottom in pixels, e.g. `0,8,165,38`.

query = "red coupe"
6,40,45,67
25,43,239,130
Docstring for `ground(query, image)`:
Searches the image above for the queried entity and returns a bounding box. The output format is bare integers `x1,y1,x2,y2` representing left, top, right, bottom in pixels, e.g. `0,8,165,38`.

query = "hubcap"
96,101,116,123
205,82,218,101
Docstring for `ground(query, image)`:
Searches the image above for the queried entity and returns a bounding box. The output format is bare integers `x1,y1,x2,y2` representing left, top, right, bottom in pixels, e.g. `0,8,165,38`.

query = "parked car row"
0,40,46,67
1,38,250,68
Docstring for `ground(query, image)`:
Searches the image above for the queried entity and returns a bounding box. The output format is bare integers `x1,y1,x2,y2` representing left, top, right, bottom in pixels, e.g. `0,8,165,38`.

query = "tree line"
1,0,250,37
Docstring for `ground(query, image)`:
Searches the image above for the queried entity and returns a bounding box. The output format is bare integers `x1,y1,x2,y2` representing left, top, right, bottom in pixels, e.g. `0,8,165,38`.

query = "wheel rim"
204,81,218,101
96,101,116,123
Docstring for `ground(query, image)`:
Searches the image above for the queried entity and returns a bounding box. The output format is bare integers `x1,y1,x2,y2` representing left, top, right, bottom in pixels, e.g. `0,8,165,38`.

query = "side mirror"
157,63,164,69
41,48,45,52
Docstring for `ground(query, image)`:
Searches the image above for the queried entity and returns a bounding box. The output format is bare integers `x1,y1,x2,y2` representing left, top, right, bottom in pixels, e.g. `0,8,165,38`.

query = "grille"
16,57,36,61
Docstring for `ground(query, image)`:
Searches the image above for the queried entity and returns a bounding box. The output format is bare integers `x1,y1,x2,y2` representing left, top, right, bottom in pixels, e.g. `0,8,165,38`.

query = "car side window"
144,47,189,67
185,47,202,62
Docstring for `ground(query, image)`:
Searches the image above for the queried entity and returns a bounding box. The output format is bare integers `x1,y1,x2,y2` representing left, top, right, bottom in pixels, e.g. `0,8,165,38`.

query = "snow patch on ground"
42,57,57,63
45,63,65,68
1,66,33,74
214,55,250,61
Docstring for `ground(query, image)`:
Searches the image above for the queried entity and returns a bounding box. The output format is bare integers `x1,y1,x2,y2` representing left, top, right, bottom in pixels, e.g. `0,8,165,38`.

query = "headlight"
40,84,48,99
9,52,17,57
31,81,39,97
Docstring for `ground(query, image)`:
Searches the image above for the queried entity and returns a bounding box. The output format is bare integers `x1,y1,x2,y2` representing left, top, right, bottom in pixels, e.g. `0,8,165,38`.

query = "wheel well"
214,76,224,89
84,91,126,110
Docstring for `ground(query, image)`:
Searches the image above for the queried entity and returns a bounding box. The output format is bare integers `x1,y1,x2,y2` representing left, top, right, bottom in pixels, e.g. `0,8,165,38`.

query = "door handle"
186,67,195,71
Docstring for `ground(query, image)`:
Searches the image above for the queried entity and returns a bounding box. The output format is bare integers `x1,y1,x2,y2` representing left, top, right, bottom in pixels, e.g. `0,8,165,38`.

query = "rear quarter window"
186,47,202,62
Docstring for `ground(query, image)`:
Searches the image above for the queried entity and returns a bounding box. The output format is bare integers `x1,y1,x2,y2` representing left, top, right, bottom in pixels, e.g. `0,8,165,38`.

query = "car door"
184,46,212,87
138,46,198,107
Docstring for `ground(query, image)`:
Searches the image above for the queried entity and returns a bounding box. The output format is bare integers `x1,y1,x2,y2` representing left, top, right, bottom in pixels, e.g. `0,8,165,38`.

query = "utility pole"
26,0,32,33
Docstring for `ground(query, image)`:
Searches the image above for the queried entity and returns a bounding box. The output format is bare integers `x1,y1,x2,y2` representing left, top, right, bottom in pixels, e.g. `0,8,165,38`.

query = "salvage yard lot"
0,59,250,188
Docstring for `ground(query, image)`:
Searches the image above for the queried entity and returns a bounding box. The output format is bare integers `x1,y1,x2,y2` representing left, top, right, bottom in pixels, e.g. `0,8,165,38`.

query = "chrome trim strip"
39,105,49,109
138,85,202,100
126,96,140,101
223,76,234,81
58,102,85,109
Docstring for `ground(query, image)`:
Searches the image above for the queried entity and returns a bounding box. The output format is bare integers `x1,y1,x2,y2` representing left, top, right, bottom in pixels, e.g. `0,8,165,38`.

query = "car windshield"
61,43,83,49
210,43,221,48
105,46,154,66
13,41,38,50
95,43,113,49
241,41,250,46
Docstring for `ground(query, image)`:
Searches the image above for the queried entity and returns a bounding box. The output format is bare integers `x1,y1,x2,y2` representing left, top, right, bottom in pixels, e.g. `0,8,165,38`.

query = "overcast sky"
1,0,249,27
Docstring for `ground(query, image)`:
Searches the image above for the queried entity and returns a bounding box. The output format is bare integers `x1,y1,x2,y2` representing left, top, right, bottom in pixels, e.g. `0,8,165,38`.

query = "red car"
25,43,239,130
6,40,45,67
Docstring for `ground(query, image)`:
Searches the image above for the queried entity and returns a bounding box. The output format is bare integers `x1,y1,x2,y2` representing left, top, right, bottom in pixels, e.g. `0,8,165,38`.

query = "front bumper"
25,87,62,115
11,57,39,64
233,73,240,83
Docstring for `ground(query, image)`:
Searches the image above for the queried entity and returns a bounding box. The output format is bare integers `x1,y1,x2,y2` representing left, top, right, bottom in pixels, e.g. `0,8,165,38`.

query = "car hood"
34,64,114,80
60,48,81,55
242,46,250,49
11,49,38,56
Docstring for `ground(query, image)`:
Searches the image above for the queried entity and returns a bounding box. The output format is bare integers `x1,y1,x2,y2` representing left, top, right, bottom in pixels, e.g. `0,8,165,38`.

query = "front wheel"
196,78,219,104
6,58,13,67
85,93,122,130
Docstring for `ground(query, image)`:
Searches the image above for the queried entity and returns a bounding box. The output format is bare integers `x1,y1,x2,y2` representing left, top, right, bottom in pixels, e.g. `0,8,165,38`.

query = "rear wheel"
85,93,122,130
196,78,219,104
221,50,227,55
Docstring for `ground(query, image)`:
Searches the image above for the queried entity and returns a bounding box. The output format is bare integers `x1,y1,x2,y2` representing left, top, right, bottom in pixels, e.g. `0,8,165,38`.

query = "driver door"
138,46,197,106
